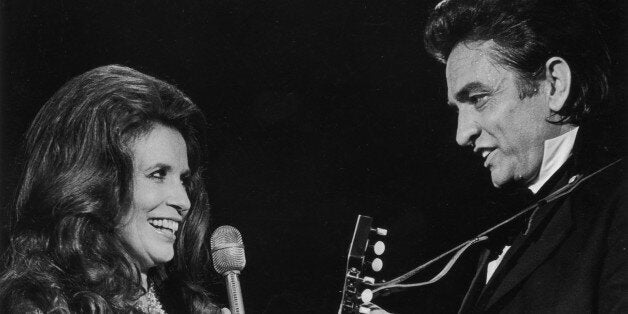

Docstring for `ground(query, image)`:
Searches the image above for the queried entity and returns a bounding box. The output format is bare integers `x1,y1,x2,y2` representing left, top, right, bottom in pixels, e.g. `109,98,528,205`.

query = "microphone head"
210,225,246,275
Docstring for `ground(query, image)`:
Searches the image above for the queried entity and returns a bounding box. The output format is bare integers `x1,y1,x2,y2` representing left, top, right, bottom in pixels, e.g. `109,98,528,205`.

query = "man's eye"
469,94,489,108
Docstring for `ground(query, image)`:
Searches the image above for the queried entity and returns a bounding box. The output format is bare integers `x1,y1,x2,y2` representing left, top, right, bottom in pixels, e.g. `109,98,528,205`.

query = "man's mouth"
148,218,179,236
481,149,496,168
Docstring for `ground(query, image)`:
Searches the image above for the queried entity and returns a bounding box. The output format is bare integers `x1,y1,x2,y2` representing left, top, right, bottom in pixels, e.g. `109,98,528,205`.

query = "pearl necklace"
136,284,167,314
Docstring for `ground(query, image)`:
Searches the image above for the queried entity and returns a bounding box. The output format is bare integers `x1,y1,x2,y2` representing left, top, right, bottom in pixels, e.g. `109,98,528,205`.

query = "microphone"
211,225,246,314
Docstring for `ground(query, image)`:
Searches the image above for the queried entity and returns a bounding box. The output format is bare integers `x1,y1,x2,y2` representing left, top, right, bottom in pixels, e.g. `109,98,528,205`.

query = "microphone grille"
210,225,246,275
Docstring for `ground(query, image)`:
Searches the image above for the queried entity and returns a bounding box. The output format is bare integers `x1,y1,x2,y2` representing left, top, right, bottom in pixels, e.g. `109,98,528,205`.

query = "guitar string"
372,236,488,293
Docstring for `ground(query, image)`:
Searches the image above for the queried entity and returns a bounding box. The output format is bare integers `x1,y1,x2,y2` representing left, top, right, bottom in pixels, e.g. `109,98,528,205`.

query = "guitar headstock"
339,215,387,314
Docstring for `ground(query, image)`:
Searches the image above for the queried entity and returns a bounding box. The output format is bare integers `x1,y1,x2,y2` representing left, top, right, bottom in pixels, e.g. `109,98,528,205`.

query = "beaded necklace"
136,283,167,314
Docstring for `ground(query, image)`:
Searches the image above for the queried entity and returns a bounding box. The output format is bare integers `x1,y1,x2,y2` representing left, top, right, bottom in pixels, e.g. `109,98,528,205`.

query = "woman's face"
119,124,191,271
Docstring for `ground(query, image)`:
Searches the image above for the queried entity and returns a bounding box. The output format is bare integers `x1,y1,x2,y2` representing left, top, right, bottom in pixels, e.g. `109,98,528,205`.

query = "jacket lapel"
458,248,491,314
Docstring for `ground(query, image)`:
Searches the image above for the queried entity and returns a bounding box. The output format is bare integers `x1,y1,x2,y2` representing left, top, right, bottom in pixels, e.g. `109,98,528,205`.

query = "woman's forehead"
131,125,189,172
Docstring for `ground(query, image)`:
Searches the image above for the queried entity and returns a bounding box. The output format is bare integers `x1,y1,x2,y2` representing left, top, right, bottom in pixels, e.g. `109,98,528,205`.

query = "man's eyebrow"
454,82,489,102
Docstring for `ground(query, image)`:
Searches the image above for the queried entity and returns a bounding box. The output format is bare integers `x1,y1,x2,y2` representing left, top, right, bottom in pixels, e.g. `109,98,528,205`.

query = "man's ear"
544,57,571,112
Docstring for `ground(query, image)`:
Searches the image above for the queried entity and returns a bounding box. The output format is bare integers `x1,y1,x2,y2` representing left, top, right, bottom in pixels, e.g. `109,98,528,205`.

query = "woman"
0,65,224,313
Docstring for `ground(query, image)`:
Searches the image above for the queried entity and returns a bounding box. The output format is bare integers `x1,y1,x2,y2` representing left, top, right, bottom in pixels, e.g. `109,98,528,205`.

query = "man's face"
446,40,560,187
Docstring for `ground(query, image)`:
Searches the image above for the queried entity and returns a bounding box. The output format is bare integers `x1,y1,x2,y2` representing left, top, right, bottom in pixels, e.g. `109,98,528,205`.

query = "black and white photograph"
0,0,626,313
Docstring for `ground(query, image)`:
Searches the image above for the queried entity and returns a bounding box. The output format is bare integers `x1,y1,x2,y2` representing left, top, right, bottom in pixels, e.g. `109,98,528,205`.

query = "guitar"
338,215,387,314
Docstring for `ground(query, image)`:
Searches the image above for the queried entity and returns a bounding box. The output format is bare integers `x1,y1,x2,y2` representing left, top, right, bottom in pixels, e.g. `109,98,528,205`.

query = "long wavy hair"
0,65,218,313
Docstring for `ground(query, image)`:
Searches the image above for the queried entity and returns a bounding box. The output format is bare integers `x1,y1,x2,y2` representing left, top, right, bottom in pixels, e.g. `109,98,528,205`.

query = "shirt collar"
528,127,579,194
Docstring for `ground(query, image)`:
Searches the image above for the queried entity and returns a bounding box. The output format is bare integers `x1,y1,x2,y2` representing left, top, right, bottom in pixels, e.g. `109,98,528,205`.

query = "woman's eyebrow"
144,163,172,172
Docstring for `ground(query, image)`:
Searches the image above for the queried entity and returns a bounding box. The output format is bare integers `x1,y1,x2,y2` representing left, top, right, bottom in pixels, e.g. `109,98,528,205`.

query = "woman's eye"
149,169,167,181
181,176,192,189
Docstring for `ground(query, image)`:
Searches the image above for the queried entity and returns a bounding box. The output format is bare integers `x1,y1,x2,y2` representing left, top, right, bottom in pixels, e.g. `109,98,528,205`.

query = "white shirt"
486,127,579,283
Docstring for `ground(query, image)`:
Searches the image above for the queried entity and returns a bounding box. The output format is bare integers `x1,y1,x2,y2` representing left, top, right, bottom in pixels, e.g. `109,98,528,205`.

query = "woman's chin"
150,250,175,266
136,249,175,271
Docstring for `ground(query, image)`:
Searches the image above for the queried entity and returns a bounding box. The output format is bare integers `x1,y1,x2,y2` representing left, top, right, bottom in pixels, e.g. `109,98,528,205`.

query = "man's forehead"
445,40,502,97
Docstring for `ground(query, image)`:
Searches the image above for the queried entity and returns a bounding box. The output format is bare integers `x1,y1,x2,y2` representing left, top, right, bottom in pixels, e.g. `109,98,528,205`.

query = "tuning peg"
360,288,373,303
359,306,371,314
371,227,387,236
368,257,383,272
363,276,375,285
369,240,385,255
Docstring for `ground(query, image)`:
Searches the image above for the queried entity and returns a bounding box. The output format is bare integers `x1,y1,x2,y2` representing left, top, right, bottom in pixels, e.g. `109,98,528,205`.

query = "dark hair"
0,65,218,313
424,0,611,124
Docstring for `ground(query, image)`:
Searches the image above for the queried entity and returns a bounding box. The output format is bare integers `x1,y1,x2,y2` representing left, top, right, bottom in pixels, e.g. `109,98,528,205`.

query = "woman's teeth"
148,218,179,233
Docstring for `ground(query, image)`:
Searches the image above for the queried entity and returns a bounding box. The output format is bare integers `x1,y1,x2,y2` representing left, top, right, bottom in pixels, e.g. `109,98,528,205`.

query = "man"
419,0,627,312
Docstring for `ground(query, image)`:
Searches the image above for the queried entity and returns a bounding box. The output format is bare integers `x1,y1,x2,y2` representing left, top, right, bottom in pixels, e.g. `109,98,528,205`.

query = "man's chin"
489,169,515,189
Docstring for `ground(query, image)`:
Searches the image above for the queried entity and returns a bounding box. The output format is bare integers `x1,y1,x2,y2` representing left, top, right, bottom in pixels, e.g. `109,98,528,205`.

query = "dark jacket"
460,127,628,313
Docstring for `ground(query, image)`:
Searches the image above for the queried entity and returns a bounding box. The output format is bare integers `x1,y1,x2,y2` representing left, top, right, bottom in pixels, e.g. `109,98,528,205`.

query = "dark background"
1,1,626,313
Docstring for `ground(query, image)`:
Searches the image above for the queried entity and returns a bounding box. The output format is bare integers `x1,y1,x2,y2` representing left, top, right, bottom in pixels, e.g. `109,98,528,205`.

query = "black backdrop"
1,1,626,313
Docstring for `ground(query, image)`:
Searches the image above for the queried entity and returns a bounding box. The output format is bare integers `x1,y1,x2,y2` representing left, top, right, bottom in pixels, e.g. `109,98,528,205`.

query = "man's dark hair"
424,0,610,124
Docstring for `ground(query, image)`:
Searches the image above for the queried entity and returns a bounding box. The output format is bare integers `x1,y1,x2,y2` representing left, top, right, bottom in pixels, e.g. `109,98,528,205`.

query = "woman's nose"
166,181,191,214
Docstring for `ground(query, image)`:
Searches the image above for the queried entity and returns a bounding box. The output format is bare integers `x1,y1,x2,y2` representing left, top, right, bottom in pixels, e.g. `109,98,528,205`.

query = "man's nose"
456,109,480,147
167,181,191,214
